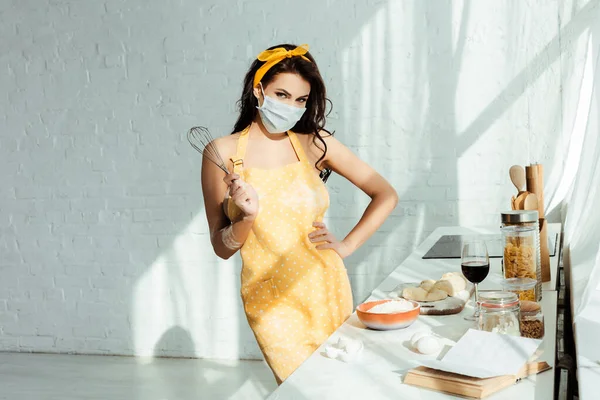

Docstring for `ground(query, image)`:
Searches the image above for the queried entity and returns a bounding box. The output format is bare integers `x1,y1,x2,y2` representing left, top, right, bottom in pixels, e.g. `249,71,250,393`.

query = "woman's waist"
244,224,322,253
241,233,336,261
240,248,345,286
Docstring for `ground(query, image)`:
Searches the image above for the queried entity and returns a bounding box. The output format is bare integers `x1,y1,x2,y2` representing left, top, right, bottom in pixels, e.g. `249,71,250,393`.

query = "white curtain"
564,26,600,311
552,4,600,366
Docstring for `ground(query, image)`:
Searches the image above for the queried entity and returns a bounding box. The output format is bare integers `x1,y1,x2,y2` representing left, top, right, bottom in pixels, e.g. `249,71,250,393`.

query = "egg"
325,346,341,359
410,331,432,348
344,340,362,355
416,336,442,355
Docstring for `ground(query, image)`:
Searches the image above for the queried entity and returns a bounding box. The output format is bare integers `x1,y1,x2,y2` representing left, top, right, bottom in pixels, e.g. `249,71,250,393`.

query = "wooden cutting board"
390,282,475,316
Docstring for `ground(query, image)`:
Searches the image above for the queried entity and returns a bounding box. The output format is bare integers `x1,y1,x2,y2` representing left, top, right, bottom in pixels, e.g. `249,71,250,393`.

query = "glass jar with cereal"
501,211,542,301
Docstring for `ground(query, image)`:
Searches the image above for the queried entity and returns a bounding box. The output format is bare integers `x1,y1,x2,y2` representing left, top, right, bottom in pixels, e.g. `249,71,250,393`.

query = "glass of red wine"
461,240,490,321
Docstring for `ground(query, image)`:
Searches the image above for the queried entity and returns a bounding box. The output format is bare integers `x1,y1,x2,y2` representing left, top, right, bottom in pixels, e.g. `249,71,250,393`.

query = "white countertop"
268,225,561,399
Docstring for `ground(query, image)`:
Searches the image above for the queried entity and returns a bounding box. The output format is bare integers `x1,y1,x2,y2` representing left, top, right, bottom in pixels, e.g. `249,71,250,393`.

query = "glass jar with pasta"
503,277,537,301
501,212,542,301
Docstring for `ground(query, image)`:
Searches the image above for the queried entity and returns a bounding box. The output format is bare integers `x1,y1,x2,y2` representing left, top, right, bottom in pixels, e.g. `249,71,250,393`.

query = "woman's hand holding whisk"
224,173,259,221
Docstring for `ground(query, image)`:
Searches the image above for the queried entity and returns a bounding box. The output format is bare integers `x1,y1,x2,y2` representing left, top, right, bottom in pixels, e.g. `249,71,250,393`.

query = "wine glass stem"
474,283,480,318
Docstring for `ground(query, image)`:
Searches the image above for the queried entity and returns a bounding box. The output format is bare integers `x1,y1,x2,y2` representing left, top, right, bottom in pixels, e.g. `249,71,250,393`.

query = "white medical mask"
256,84,306,134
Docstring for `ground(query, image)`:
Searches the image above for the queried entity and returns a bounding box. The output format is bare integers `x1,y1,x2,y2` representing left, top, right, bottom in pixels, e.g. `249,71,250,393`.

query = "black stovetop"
422,233,558,259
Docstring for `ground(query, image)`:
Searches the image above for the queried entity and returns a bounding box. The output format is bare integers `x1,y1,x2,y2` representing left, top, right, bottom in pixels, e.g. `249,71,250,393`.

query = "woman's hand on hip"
308,221,352,258
224,173,259,221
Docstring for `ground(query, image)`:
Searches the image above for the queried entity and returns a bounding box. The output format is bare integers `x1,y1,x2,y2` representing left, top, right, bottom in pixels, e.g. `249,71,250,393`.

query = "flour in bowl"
368,300,415,314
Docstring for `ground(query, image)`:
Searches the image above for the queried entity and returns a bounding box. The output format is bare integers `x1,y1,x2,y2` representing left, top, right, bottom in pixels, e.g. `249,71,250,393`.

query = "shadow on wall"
128,0,389,388
17,0,586,390
325,0,600,303
129,0,599,374
0,0,594,398
154,325,196,358
327,0,464,305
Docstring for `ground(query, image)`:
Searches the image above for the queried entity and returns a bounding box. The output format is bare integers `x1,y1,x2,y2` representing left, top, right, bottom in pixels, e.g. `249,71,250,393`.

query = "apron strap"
231,126,250,175
287,131,308,163
226,126,250,221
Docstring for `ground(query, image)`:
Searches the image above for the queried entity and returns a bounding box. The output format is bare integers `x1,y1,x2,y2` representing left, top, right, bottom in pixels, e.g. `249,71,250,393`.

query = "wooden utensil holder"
525,164,551,283
539,218,551,282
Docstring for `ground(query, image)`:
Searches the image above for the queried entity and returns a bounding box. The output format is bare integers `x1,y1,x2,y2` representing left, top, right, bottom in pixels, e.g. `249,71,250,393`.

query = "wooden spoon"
514,191,529,210
509,165,527,193
524,193,538,211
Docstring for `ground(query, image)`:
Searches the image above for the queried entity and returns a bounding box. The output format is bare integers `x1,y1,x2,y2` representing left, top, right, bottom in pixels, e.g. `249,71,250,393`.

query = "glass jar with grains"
520,300,544,339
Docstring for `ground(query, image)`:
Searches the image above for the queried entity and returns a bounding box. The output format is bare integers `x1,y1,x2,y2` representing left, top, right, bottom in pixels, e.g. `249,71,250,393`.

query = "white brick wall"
0,0,591,359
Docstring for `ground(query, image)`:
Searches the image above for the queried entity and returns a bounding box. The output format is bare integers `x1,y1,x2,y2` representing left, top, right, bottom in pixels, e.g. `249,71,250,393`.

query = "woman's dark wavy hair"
231,43,333,183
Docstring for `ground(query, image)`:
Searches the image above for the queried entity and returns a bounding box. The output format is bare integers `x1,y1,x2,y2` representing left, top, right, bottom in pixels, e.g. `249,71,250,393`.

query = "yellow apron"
227,127,353,383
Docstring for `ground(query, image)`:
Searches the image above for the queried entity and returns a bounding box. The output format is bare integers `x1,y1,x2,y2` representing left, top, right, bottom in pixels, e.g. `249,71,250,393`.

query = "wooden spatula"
509,165,526,193
524,193,538,211
510,165,530,210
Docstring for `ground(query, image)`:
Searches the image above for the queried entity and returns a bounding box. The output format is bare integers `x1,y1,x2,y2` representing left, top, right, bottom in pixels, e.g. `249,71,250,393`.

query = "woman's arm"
201,141,258,260
309,134,398,258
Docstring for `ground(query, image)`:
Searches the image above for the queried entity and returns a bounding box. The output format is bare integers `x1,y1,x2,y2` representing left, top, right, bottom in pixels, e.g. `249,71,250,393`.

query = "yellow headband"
253,44,311,87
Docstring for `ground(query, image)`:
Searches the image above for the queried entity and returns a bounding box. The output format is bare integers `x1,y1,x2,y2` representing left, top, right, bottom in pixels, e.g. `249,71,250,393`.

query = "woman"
201,43,398,384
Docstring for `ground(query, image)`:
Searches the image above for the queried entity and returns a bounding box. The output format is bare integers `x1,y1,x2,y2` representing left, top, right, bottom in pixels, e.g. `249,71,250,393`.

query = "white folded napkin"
323,337,364,363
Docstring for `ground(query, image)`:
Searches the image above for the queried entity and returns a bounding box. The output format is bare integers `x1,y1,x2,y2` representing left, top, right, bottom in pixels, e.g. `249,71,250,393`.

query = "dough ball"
419,279,437,292
442,272,468,287
444,274,467,292
402,287,428,302
434,274,466,296
432,280,454,296
425,289,448,302
441,271,459,279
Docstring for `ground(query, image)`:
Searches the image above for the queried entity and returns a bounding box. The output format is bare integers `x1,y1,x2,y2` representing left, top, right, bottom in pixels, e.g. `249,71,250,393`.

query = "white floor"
0,352,277,400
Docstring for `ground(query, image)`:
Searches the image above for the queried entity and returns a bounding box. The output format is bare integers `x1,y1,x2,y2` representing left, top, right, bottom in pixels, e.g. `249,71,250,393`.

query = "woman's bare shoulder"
210,133,240,160
213,132,239,147
317,129,335,139
301,130,337,151
292,130,338,169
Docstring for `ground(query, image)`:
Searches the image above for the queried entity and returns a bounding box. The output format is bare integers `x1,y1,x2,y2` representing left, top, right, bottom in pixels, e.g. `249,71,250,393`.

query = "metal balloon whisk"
187,126,230,174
